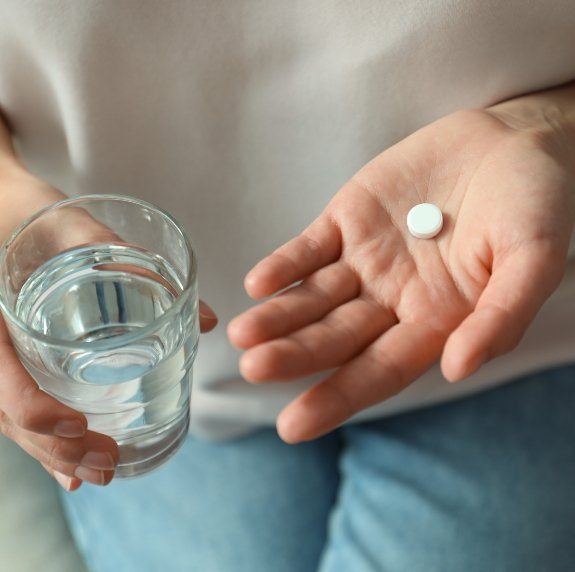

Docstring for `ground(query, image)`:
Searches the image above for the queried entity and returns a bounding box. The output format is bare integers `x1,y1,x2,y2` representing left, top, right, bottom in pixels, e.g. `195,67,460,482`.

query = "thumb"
441,241,566,382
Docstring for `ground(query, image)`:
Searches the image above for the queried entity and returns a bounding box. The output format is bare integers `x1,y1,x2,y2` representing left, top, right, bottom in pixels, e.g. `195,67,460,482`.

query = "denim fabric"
60,364,575,572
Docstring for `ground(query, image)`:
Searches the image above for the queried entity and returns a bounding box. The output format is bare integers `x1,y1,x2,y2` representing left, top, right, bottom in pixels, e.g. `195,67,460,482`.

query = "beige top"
0,1,573,438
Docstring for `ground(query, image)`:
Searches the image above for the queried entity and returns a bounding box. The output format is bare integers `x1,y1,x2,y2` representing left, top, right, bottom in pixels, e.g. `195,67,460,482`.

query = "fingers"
244,216,341,299
26,429,117,486
276,321,446,443
441,243,565,382
199,300,218,333
228,262,360,349
0,323,87,437
0,319,117,488
2,415,118,488
240,298,398,382
42,464,83,492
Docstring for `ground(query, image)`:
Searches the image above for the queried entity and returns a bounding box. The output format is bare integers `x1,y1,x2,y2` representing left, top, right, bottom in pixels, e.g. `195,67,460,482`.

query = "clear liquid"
16,244,198,477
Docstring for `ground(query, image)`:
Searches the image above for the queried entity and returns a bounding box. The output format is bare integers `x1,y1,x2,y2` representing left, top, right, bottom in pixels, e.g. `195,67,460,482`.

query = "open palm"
228,109,575,443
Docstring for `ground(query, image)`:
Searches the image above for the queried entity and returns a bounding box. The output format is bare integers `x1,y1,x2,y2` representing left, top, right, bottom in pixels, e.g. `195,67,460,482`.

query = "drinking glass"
0,195,198,478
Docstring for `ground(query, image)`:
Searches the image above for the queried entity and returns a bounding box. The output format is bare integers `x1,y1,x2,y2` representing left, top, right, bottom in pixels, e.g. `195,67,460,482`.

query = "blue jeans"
59,364,575,572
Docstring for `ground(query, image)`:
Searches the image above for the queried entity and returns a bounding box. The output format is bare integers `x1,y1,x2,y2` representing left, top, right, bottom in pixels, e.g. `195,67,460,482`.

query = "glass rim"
0,194,197,350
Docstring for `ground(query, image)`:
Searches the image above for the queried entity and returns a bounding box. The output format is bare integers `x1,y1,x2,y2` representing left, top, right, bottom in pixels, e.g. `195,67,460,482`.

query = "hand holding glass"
0,195,199,478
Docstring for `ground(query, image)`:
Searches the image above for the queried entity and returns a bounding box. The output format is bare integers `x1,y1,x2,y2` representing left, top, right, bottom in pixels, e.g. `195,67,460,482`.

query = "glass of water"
0,195,199,478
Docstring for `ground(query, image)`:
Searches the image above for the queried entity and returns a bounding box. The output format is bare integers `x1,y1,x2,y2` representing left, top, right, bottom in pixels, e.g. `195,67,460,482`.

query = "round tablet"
406,203,443,239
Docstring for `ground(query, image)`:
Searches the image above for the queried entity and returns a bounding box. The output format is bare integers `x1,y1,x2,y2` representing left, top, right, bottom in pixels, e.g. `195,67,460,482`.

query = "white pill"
406,203,443,239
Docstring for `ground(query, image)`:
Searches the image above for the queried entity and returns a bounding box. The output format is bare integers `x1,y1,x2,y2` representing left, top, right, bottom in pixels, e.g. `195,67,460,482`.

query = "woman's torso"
0,0,574,438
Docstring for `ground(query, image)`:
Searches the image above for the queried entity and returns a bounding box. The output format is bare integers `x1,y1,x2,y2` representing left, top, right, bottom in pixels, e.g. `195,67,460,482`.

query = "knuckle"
324,380,356,420
12,385,59,433
323,313,358,352
302,279,332,306
13,405,44,433
368,349,406,396
265,299,292,330
302,234,322,259
483,305,524,356
273,250,298,275
43,438,79,466
44,441,61,468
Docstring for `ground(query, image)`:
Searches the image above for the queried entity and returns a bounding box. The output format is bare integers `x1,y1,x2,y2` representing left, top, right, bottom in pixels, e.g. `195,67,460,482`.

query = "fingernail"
74,466,106,486
54,420,85,438
199,309,217,321
80,452,116,470
54,471,73,491
199,300,217,319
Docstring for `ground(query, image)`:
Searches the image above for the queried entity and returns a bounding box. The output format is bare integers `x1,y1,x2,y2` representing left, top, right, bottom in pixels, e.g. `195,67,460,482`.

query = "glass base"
114,411,190,479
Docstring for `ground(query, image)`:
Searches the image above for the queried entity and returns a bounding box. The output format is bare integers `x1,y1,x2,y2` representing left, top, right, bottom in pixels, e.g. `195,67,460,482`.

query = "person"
0,2,574,571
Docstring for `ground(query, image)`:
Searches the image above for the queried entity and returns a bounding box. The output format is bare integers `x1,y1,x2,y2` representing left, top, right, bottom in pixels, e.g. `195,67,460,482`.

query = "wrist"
486,80,575,163
487,81,575,260
0,108,27,179
0,141,30,185
0,172,65,243
0,113,66,243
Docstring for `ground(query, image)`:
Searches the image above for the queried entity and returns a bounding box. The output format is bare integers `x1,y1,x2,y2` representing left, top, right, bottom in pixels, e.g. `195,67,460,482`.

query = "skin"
228,81,575,444
1,82,574,489
0,116,218,491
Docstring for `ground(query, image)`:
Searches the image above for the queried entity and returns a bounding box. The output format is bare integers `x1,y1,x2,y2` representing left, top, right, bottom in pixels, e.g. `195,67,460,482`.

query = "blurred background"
0,434,86,572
